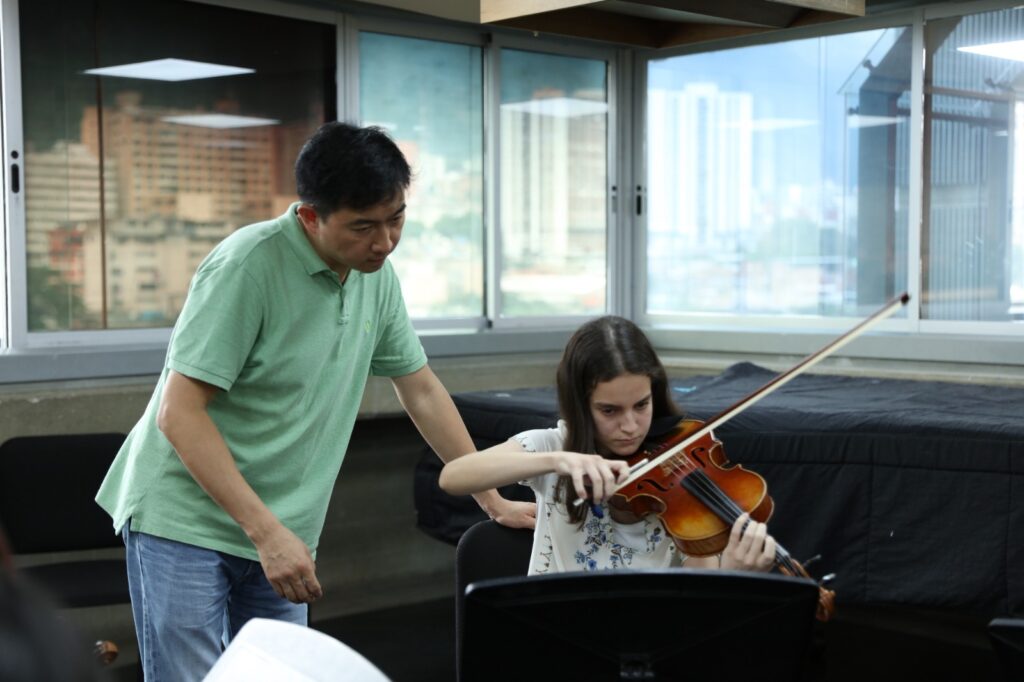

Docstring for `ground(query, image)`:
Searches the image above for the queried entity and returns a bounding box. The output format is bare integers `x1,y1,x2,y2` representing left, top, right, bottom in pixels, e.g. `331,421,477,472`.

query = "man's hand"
484,497,537,529
253,523,323,604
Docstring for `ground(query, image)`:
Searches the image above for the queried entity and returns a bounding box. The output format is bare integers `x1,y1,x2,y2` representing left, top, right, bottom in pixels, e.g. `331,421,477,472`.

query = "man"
96,122,534,681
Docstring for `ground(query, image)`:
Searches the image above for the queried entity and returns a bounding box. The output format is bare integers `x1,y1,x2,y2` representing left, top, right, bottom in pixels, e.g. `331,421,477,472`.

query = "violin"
606,292,911,623
616,416,836,622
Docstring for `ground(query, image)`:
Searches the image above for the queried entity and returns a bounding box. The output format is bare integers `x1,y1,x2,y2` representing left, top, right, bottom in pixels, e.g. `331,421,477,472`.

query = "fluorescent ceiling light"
958,40,1024,62
847,114,902,128
162,114,279,129
501,97,608,118
84,58,253,81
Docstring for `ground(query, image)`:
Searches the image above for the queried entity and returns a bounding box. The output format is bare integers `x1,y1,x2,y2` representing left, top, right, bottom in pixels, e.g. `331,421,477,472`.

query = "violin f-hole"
636,478,673,493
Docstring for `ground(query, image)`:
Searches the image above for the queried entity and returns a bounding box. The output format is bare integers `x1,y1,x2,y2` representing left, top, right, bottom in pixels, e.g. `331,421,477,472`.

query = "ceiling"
357,0,929,50
480,0,915,49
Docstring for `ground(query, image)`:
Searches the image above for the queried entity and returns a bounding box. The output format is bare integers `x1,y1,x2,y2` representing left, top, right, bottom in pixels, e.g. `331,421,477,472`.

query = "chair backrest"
989,618,1024,681
204,618,390,682
454,520,533,681
0,433,126,554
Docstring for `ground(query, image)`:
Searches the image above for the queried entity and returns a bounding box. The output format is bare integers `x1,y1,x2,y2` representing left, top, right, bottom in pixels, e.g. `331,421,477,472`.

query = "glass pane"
20,0,333,331
646,28,911,317
359,32,483,318
924,9,1024,322
499,49,607,317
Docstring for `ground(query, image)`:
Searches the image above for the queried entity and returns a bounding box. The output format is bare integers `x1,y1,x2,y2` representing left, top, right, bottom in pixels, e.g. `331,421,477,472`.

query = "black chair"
989,618,1024,681
454,520,533,681
0,433,129,609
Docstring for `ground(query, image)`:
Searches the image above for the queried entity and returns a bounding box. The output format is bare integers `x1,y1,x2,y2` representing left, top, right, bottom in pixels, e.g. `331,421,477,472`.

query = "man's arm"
157,370,322,603
390,365,537,529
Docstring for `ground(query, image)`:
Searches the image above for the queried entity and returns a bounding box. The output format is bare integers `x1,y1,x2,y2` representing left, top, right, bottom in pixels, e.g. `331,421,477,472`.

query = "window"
358,31,484,319
645,28,911,319
923,8,1024,323
498,49,609,318
17,0,334,333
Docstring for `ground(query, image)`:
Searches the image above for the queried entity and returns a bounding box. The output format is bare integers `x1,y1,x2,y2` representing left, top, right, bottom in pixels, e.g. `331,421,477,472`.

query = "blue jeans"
123,526,308,681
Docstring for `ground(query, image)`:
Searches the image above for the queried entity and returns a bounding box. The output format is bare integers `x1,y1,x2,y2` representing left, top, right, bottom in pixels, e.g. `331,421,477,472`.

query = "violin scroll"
778,558,836,622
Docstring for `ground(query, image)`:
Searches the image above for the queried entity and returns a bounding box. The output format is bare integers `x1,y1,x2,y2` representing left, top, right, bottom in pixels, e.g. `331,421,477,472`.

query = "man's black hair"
295,121,411,216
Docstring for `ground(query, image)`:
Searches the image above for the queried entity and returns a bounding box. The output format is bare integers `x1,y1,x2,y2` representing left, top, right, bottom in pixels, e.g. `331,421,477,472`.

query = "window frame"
4,0,1023,384
634,2,1024,367
484,33,620,330
1,0,342,354
0,0,621,382
346,15,490,332
348,17,621,330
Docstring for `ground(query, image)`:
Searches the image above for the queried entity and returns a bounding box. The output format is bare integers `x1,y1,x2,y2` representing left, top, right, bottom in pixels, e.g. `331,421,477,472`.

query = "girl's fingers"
762,535,777,568
571,469,588,500
732,513,752,553
600,464,621,501
612,460,631,483
746,522,768,563
567,455,639,503
587,463,605,501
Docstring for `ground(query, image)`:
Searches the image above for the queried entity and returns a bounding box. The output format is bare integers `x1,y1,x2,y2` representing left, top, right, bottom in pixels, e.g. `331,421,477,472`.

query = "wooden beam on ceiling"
625,0,804,29
490,7,859,49
480,0,599,23
491,7,672,48
767,0,865,16
656,9,851,49
482,0,865,49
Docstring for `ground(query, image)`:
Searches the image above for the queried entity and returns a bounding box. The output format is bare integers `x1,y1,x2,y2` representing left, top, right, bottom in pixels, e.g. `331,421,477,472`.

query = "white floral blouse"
514,421,680,575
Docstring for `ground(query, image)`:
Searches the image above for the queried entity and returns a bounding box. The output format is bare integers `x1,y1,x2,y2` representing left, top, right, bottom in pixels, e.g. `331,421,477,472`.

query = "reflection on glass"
924,9,1024,322
20,0,333,331
499,49,607,317
646,28,910,318
359,32,483,318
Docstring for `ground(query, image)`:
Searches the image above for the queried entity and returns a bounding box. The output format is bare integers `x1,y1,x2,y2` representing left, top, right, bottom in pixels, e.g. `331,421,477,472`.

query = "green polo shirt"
96,204,427,560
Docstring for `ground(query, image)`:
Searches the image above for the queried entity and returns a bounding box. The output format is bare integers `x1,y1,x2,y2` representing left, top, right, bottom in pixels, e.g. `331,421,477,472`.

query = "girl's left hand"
720,512,775,572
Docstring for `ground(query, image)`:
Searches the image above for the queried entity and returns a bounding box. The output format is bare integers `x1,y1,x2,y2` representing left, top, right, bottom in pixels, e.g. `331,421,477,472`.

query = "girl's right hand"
553,453,632,503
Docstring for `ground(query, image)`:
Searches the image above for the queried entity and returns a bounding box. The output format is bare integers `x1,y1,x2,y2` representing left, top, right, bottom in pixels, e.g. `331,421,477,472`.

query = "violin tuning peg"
820,573,836,585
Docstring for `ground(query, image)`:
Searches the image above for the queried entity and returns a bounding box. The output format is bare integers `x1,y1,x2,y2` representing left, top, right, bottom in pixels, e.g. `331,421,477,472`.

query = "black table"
415,362,1024,617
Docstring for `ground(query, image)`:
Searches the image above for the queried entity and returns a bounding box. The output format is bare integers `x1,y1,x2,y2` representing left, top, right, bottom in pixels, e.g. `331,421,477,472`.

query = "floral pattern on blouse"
571,508,669,571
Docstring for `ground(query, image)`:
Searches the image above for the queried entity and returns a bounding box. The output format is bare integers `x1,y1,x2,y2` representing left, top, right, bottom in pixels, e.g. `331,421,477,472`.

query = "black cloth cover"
414,362,1024,618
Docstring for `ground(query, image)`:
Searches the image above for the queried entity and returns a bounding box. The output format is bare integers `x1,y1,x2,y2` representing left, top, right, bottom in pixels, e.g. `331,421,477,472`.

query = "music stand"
460,569,818,682
989,618,1024,681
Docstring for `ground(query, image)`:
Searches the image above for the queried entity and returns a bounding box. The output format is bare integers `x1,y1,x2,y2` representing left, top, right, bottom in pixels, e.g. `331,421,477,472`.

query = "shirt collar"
281,202,332,277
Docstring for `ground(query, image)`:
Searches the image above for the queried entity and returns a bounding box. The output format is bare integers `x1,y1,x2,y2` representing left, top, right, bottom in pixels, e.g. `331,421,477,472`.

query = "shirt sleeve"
166,260,264,391
512,424,564,490
370,263,427,377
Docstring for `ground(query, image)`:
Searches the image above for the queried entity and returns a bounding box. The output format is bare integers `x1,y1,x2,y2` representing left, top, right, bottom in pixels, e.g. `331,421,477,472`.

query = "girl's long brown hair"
554,316,679,523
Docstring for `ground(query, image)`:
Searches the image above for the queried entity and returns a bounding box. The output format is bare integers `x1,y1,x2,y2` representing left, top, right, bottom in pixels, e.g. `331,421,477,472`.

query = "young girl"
439,315,777,575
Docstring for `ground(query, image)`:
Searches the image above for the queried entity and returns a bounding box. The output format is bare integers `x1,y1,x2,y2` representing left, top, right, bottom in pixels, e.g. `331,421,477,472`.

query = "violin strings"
659,450,798,574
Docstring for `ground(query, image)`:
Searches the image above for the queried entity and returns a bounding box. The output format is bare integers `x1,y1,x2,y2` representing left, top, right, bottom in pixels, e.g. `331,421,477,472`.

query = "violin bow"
614,292,910,491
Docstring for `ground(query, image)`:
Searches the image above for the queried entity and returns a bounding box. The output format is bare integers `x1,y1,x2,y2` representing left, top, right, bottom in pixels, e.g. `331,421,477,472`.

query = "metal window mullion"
906,10,926,332
484,35,502,324
632,48,651,327
607,47,628,319
339,12,357,123
1,0,26,350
